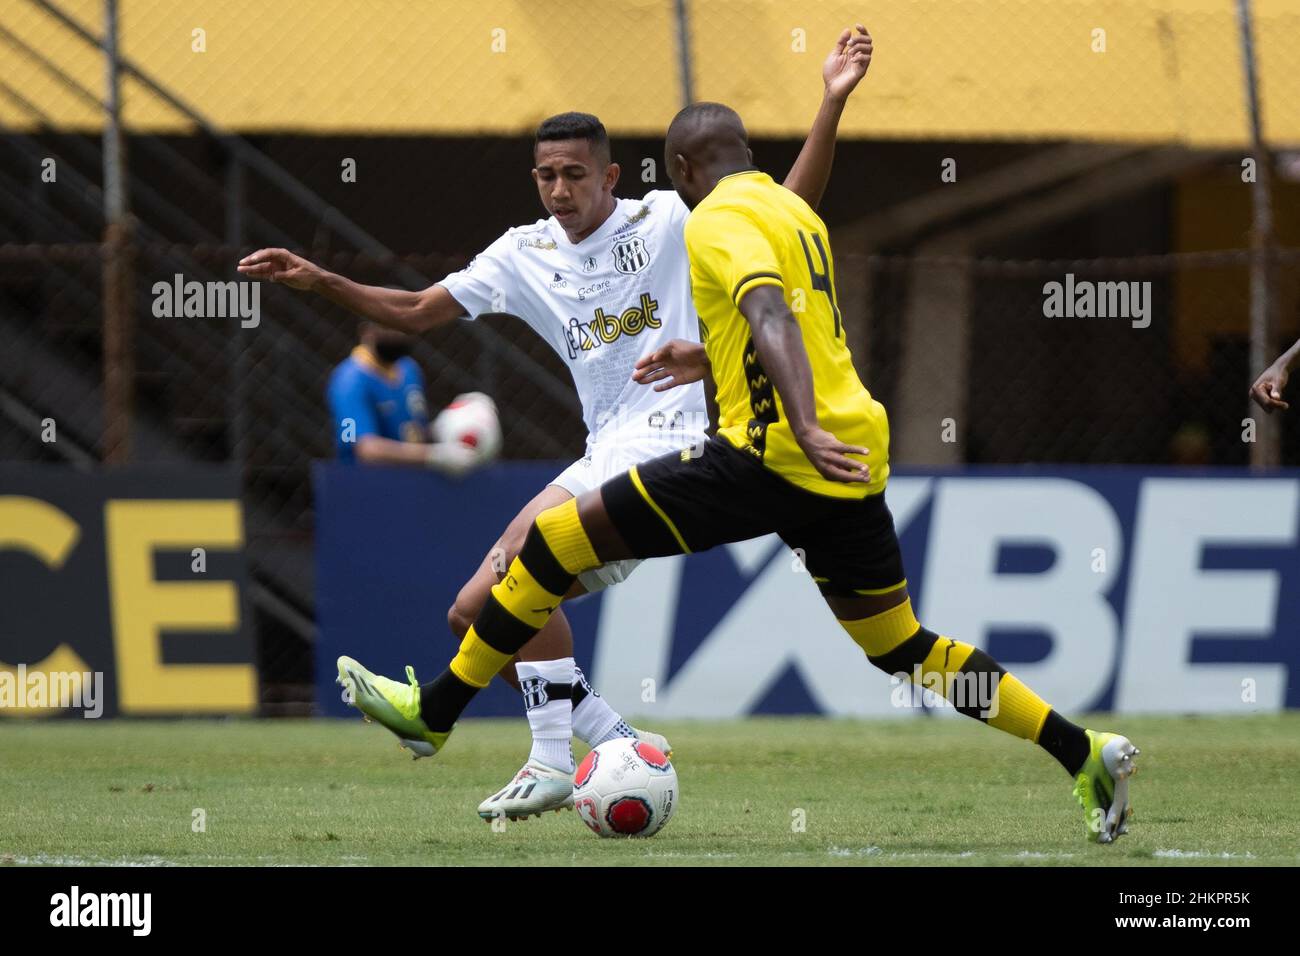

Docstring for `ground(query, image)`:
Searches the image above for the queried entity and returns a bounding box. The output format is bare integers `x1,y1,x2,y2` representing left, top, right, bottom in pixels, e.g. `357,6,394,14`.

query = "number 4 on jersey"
798,230,842,338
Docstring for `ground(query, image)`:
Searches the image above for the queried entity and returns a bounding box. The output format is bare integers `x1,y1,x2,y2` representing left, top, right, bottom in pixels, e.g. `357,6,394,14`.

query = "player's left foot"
336,656,452,759
1073,729,1139,844
477,760,575,821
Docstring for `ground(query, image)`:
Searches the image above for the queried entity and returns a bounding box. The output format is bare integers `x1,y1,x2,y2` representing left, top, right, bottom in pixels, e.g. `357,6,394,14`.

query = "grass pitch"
1,714,1297,866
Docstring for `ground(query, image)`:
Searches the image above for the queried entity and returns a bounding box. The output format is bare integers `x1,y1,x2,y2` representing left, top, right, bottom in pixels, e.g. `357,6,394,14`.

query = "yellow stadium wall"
3,0,1297,144
1175,170,1300,372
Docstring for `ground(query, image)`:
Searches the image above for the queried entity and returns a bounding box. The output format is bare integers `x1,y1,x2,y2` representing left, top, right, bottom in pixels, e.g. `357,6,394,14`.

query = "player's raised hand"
632,339,710,392
797,426,871,483
237,248,322,290
823,24,872,103
1250,362,1291,413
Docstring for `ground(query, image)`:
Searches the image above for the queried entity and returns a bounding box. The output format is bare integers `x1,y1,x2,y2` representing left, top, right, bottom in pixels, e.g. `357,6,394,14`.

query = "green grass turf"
1,714,1297,866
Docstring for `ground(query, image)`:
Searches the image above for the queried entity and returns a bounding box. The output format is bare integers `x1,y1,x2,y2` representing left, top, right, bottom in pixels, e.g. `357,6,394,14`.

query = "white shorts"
549,437,701,593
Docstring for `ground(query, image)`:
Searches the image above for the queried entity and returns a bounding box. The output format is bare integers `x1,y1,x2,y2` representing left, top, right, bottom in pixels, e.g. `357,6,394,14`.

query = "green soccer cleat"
336,656,453,759
1073,729,1139,844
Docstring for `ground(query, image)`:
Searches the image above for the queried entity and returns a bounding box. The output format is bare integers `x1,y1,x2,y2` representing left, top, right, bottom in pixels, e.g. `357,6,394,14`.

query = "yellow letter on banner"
105,500,256,713
0,496,91,718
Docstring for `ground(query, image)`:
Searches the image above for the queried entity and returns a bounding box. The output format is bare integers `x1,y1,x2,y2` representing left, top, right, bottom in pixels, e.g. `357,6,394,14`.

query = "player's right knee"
447,599,473,639
864,625,938,676
533,499,599,575
838,598,923,661
447,582,490,638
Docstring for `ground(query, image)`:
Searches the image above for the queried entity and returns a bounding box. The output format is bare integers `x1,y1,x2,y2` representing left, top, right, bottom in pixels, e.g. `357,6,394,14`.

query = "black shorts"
599,438,905,597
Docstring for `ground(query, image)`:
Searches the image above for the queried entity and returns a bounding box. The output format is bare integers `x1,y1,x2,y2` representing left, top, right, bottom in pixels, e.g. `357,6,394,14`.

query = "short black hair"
665,102,748,160
534,111,610,164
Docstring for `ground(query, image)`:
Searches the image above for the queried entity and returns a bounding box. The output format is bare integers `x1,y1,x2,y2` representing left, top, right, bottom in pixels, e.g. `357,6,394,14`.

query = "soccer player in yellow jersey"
344,103,1141,844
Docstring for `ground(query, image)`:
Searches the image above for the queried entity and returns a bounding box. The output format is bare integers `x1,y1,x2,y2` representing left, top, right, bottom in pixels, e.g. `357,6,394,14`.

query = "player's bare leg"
448,486,579,786
448,540,576,692
338,486,634,766
826,588,1138,844
340,479,666,784
411,487,633,745
440,485,667,819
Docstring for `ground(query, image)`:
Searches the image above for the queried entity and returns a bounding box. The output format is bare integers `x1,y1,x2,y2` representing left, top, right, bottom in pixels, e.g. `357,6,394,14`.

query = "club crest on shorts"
612,236,650,275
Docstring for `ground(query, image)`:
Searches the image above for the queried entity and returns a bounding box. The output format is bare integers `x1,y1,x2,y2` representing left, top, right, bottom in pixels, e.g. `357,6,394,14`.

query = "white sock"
515,658,575,772
571,665,637,747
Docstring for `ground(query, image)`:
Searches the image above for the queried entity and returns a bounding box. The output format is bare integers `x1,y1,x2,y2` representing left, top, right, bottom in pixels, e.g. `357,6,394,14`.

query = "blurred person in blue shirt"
327,323,476,474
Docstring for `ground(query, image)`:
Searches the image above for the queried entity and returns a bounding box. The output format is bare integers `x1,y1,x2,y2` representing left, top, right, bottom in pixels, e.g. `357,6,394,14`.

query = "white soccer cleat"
477,760,575,822
632,727,673,760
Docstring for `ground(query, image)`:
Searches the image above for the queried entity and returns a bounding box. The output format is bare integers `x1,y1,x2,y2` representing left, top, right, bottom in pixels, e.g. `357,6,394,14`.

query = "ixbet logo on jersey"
0,466,257,718
564,292,662,359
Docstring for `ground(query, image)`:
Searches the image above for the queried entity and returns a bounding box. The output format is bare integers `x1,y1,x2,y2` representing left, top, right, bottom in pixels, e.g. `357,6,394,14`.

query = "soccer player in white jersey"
239,25,874,820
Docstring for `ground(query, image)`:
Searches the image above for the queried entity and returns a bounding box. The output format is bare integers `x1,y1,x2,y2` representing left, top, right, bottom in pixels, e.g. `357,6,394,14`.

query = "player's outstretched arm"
631,339,710,391
740,285,870,483
1250,339,1300,413
781,24,873,211
237,248,461,334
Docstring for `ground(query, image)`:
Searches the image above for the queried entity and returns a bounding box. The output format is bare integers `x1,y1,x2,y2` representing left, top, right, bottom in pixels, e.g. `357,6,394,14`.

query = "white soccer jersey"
438,190,708,455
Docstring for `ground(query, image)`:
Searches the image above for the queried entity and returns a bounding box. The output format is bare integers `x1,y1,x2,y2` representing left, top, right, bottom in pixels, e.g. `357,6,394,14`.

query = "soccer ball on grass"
573,737,678,838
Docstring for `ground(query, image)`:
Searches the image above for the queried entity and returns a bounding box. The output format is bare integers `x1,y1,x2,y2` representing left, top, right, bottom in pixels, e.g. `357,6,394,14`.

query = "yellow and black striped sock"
424,500,598,731
839,602,1088,773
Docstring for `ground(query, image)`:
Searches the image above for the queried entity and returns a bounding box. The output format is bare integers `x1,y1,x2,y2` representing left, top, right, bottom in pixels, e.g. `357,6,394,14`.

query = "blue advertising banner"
313,462,1300,719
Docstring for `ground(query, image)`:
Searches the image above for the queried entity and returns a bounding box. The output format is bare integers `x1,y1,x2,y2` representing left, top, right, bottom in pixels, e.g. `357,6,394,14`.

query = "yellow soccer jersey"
683,170,889,499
